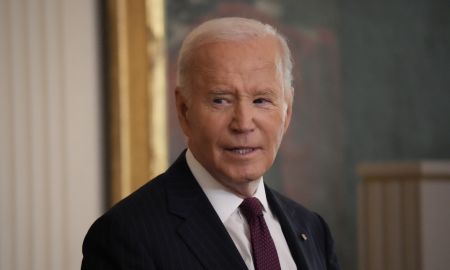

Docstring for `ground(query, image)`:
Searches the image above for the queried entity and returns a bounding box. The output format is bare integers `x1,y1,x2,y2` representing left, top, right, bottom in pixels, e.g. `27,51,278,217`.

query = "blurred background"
1,0,449,269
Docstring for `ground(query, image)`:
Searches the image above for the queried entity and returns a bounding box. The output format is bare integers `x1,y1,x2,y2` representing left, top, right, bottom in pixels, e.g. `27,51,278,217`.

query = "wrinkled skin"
176,36,293,198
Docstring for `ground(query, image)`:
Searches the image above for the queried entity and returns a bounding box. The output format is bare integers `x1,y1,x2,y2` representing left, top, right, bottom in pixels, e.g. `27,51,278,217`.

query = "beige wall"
0,0,103,269
421,180,450,270
358,162,450,270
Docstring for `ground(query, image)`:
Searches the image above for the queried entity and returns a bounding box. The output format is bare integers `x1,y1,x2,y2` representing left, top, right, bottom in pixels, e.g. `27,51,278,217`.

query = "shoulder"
266,186,332,245
89,150,195,231
81,176,169,270
266,187,341,269
105,173,168,219
82,173,176,269
85,173,169,240
267,187,321,224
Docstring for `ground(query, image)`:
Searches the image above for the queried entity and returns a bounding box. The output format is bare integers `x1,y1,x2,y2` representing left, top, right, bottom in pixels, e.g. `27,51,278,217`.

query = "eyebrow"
208,88,278,97
208,88,233,95
255,89,277,97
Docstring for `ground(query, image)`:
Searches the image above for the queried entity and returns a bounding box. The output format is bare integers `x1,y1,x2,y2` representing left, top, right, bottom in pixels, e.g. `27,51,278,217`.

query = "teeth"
232,148,254,154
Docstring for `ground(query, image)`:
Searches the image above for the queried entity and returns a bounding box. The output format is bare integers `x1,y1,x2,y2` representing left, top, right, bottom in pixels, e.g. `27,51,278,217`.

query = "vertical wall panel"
0,0,14,269
384,181,402,270
62,0,103,268
26,0,49,269
359,163,449,270
0,0,102,269
402,180,420,270
421,180,450,270
44,0,66,268
366,181,384,270
10,1,32,269
357,184,367,270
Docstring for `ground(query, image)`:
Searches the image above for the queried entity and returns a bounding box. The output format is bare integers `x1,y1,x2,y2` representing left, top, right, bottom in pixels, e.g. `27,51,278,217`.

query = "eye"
253,98,266,104
213,98,225,104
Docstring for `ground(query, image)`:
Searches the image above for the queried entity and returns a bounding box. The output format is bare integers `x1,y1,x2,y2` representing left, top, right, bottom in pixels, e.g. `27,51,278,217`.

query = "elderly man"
82,17,340,270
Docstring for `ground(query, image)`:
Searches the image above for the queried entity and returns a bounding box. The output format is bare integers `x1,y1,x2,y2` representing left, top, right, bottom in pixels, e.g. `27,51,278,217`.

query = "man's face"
176,36,293,197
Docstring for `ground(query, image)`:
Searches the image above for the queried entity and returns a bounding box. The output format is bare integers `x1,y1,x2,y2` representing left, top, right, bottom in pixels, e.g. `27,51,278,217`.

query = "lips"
229,148,255,154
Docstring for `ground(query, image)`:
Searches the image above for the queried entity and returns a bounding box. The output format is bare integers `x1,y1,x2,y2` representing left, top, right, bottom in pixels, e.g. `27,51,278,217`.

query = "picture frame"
106,0,167,205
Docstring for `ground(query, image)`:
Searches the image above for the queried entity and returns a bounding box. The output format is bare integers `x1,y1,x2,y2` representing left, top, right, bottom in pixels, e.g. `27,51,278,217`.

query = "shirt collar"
185,148,269,222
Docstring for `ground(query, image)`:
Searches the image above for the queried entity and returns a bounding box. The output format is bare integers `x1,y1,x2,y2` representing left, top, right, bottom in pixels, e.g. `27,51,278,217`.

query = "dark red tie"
239,197,282,270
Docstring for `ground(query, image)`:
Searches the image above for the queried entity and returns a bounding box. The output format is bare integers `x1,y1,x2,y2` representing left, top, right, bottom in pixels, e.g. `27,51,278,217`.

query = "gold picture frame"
106,0,168,205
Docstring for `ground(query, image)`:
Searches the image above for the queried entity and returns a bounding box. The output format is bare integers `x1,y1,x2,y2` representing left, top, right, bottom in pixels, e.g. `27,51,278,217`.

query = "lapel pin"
301,234,307,241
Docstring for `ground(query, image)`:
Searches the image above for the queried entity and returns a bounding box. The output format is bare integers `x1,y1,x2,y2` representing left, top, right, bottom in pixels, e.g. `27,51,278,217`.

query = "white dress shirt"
186,149,297,270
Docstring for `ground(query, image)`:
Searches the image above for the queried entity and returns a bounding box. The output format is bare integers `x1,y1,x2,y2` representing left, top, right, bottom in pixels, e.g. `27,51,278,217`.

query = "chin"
226,169,263,183
216,160,271,183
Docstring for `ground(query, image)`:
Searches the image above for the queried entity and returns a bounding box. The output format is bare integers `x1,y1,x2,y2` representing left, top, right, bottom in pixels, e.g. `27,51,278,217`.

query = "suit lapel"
165,152,247,270
266,186,312,270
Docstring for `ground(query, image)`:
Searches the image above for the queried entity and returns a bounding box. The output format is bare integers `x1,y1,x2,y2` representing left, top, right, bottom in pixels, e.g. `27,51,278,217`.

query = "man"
82,17,340,270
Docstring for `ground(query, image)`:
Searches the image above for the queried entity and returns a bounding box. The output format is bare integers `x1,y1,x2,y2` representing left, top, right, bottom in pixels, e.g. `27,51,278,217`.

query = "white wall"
0,0,103,269
421,180,450,270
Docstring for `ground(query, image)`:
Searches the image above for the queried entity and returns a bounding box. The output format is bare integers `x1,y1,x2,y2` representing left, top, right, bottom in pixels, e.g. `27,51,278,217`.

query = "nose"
230,101,255,133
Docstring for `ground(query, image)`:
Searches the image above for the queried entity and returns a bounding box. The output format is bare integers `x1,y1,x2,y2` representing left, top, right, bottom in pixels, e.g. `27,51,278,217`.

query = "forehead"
190,36,281,79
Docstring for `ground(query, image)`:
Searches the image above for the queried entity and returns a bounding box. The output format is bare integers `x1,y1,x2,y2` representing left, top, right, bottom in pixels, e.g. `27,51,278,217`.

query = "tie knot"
239,197,263,221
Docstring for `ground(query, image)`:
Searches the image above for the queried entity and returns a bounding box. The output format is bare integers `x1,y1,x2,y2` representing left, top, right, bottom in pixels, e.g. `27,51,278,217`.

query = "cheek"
195,114,226,141
261,114,286,147
259,111,285,131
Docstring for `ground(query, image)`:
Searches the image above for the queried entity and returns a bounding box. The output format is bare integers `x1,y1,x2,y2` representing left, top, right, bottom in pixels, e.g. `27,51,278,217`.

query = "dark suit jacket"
81,150,340,270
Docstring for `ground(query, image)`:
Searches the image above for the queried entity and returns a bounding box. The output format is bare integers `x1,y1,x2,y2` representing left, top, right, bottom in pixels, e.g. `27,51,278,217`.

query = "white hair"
176,17,293,101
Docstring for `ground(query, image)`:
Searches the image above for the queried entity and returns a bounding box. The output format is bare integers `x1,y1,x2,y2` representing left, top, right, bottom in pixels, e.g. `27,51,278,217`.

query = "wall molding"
0,1,102,269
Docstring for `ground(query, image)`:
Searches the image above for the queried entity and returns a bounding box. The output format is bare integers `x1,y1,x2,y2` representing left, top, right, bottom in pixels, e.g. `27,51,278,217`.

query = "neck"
213,176,261,199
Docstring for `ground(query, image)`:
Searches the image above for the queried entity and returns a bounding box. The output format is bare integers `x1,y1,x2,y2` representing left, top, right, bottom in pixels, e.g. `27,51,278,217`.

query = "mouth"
228,148,256,154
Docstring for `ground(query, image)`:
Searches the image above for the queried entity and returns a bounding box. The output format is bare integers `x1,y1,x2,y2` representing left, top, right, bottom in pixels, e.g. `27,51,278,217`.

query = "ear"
175,86,192,138
283,87,294,134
